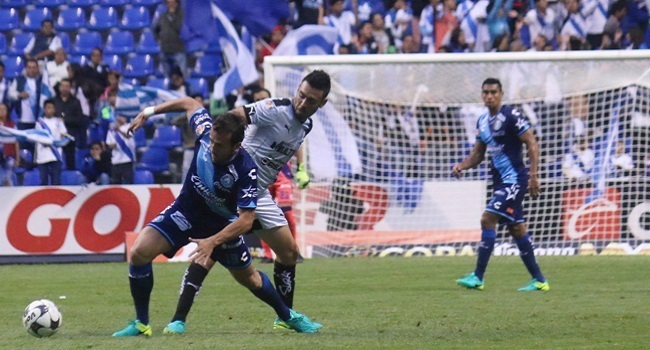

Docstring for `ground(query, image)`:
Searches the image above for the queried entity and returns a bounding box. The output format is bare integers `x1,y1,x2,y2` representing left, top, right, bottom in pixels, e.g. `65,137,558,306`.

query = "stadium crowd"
0,0,649,187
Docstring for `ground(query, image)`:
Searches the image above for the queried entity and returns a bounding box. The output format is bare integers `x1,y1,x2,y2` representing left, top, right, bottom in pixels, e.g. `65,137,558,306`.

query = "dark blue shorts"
486,182,527,226
147,203,252,270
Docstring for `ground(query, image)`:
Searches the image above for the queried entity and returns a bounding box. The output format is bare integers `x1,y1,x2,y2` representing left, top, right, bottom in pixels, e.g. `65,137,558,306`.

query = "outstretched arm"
452,141,486,178
188,209,255,266
520,129,540,198
128,97,204,134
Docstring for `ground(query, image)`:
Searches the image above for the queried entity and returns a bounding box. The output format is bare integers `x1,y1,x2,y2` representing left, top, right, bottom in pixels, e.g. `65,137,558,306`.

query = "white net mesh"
266,52,650,258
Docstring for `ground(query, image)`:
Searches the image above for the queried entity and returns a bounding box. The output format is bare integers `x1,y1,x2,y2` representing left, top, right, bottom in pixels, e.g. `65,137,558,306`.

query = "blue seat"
87,123,106,143
88,7,118,31
132,0,161,7
58,32,71,51
23,8,53,32
55,7,86,31
8,33,34,57
120,6,151,30
35,0,66,8
99,0,129,8
68,54,88,66
123,77,141,86
136,147,169,174
104,30,135,55
75,148,90,171
151,4,166,24
67,0,98,8
103,54,123,73
61,170,85,185
192,55,222,78
146,77,168,90
23,170,41,186
0,9,20,31
14,149,34,177
136,29,160,55
72,31,102,55
1,0,27,8
133,127,147,149
3,56,24,79
134,169,154,184
150,125,181,149
0,34,6,56
187,77,209,99
123,54,154,79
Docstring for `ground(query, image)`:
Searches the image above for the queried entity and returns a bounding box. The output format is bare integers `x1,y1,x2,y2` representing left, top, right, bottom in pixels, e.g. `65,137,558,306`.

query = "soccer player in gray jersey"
163,70,331,334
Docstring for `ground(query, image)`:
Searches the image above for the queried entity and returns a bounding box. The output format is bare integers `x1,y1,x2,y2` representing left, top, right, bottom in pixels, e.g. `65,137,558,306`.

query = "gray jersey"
243,98,313,189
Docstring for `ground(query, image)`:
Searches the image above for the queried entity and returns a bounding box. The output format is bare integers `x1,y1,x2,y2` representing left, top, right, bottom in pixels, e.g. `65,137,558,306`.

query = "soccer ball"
23,299,62,338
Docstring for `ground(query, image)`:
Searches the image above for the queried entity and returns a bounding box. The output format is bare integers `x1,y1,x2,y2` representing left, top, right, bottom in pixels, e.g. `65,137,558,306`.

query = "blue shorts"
147,203,252,270
486,182,527,226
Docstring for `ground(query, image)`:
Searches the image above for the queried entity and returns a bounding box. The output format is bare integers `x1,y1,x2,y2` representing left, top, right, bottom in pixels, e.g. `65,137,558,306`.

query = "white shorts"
255,189,288,230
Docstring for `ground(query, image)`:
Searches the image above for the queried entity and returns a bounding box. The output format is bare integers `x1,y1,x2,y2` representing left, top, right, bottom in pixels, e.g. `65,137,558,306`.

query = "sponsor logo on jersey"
270,141,295,156
152,214,164,223
170,211,192,231
191,174,224,205
241,186,257,198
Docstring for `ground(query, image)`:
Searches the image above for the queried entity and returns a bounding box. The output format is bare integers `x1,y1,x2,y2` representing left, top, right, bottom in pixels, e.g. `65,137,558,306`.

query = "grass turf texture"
1,256,648,349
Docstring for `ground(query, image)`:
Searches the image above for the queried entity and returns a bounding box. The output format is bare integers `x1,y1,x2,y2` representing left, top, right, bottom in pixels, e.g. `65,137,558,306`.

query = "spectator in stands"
81,141,111,185
257,25,286,71
24,19,62,62
46,48,70,87
105,115,135,184
560,0,587,51
529,33,549,51
35,99,67,185
9,58,52,131
609,140,635,177
357,0,385,22
458,0,490,52
400,33,421,53
167,67,192,97
385,0,414,51
100,71,121,101
0,103,20,186
356,21,381,53
447,26,470,52
434,0,459,52
562,137,595,182
371,12,396,53
153,0,187,77
524,0,558,48
625,26,648,50
602,0,627,50
66,64,90,117
326,0,358,53
0,62,10,106
419,0,439,53
291,0,325,28
486,0,515,47
54,78,87,170
583,0,609,49
82,47,110,116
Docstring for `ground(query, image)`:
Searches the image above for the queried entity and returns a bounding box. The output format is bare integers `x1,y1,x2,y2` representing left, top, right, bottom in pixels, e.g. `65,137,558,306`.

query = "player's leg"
510,223,549,291
457,210,499,290
164,259,216,334
113,226,172,337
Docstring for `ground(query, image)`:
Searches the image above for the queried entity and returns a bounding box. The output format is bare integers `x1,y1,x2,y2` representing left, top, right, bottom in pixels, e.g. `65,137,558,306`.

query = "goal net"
264,52,650,258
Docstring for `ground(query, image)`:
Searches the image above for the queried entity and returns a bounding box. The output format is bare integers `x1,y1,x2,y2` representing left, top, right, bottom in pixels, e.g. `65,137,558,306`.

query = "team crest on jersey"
196,123,206,136
218,173,235,189
152,214,164,223
265,100,275,109
492,114,505,131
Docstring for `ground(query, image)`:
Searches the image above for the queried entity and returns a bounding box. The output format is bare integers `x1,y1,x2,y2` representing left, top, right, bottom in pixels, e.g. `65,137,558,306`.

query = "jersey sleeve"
243,98,282,127
236,166,258,209
188,108,212,139
475,118,485,143
508,107,530,136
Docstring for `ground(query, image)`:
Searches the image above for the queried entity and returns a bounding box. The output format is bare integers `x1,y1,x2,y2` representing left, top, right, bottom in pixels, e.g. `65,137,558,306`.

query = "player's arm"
188,208,255,266
452,141,486,178
520,129,541,198
128,97,204,134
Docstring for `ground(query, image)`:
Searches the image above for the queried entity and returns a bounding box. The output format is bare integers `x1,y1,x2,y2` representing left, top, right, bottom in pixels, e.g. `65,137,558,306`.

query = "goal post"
264,51,650,258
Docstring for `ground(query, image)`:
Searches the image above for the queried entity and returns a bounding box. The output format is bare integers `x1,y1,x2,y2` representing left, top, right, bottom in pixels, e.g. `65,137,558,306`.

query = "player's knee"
235,270,262,289
129,246,150,266
275,246,299,264
509,224,526,238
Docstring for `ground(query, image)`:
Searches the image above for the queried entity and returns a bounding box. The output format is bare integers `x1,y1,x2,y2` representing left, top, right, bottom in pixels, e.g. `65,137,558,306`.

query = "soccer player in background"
163,71,330,334
452,78,549,292
112,97,322,337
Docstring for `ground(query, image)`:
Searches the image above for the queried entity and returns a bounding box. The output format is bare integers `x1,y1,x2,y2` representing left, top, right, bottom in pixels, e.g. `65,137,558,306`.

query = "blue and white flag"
273,25,338,56
115,84,181,119
0,125,72,147
211,3,259,99
307,103,361,180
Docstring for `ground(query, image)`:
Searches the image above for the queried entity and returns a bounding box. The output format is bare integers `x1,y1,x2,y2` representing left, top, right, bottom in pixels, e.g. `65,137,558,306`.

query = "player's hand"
128,112,147,135
529,176,541,199
295,163,310,189
188,237,217,267
452,164,464,179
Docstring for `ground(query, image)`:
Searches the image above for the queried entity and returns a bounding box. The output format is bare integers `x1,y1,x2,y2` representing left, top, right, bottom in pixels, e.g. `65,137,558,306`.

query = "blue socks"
250,271,291,321
129,263,154,325
474,229,496,280
515,234,546,282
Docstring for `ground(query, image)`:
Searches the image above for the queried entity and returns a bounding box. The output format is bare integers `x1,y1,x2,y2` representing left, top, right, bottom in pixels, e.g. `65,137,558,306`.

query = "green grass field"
1,256,649,349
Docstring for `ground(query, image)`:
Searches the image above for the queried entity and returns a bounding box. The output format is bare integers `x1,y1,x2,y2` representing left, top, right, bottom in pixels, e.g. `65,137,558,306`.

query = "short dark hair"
59,78,71,85
43,98,55,108
41,19,54,27
213,112,247,145
482,77,502,91
302,70,331,99
25,58,39,67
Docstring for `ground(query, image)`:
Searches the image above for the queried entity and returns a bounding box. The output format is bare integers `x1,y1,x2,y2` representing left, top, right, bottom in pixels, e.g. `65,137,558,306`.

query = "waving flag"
210,3,259,99
115,84,181,119
0,125,72,147
273,25,339,56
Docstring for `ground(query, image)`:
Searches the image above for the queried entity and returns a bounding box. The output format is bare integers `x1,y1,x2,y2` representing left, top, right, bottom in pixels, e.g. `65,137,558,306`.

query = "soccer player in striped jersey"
163,71,330,334
453,77,549,292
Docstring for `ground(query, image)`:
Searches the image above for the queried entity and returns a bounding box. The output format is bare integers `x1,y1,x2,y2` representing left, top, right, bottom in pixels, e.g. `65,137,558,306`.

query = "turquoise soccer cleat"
517,279,550,291
456,272,485,290
283,310,323,333
163,320,186,334
112,320,152,337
